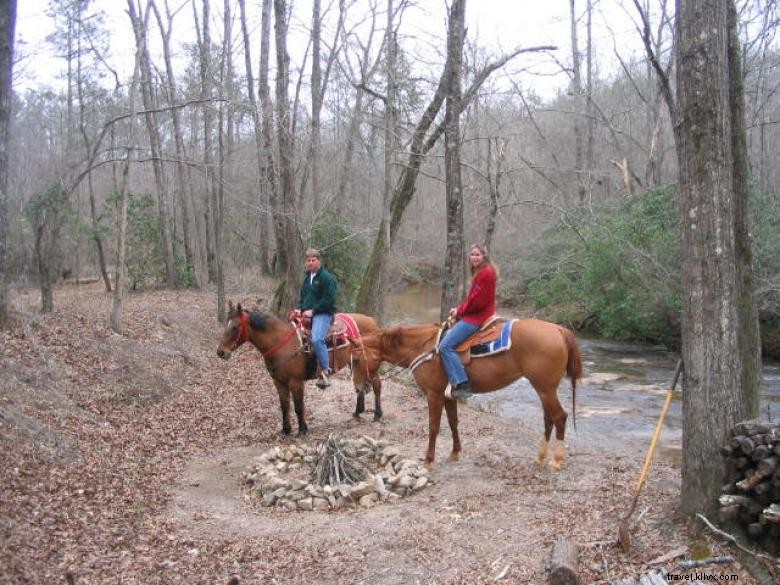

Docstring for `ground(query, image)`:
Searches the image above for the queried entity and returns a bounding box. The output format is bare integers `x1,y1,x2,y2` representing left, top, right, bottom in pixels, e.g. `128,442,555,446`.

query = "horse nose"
217,349,225,358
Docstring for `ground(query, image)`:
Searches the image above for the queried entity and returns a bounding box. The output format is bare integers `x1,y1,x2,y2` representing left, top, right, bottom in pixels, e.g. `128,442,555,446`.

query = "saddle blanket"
469,319,514,357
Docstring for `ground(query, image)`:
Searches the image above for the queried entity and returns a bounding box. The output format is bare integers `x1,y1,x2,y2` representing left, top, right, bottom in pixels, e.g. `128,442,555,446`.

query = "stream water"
386,284,780,462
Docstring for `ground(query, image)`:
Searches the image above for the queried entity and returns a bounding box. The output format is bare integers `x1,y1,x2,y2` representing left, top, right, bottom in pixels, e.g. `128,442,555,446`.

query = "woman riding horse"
217,301,383,435
351,319,581,468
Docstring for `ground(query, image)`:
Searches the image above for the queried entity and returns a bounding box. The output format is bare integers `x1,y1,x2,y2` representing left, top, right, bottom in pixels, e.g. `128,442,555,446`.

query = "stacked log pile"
719,420,780,555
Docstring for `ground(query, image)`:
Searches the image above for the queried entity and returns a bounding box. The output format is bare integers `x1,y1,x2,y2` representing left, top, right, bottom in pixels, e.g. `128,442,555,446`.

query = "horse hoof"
447,452,460,462
372,413,382,422
548,460,562,471
281,427,292,436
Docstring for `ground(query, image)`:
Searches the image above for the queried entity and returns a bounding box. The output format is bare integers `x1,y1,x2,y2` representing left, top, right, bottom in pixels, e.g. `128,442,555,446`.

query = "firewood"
733,421,772,436
747,522,764,539
718,504,740,524
736,436,755,457
549,537,579,585
761,503,780,524
751,444,771,462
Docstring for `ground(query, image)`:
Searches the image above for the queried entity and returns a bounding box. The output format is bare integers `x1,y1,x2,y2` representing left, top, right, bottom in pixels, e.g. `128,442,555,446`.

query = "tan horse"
350,319,582,468
217,302,383,435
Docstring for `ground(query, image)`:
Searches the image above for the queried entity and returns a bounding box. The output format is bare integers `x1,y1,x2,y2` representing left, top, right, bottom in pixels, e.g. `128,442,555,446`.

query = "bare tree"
128,0,177,287
0,0,17,324
194,0,217,283
353,0,396,321
569,0,585,204
111,40,142,333
237,0,271,274
355,44,554,317
151,0,204,287
675,0,758,516
440,0,466,320
271,0,303,313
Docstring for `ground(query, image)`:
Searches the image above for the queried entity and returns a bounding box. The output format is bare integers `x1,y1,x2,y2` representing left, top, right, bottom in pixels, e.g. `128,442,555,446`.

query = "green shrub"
516,183,780,351
519,185,682,342
308,210,368,311
108,191,165,290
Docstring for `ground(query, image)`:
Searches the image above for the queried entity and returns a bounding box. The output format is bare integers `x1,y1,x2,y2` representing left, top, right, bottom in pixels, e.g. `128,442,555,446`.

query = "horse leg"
353,386,366,419
538,389,568,470
290,380,308,436
444,398,461,461
535,409,553,465
371,375,382,422
273,379,293,436
423,389,445,468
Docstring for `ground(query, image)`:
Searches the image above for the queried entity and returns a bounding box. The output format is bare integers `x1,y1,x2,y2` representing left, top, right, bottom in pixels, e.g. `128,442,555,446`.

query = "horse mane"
382,323,440,352
248,312,269,331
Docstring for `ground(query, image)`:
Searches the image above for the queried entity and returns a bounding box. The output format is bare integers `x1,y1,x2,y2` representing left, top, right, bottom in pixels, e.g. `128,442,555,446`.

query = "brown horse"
217,302,383,435
350,319,582,468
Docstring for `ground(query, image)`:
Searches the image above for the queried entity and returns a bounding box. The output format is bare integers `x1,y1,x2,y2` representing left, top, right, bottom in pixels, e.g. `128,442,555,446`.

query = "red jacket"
457,265,496,326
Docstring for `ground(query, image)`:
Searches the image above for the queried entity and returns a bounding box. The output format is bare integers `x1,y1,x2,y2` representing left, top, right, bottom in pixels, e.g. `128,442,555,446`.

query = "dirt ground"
1,283,777,584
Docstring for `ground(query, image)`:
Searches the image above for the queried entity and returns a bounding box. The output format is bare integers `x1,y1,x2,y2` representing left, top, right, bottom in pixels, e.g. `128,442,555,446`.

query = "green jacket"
298,268,338,315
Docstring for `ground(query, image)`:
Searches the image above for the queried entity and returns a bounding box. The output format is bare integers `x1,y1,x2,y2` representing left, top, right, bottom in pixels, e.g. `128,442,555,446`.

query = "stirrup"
316,370,331,389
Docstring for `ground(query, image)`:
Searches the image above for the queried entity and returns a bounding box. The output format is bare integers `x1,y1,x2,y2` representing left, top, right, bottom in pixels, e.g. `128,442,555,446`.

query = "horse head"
217,301,250,360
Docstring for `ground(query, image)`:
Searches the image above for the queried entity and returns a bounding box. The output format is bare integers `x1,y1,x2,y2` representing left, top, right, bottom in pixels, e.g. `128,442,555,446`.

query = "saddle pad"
454,318,504,351
334,313,361,340
468,319,515,358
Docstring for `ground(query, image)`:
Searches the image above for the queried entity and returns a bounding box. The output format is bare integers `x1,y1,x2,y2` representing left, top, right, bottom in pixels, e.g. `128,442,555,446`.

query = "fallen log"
549,537,579,585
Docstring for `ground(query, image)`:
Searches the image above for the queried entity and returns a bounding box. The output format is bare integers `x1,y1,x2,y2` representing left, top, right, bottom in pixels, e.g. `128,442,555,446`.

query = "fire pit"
242,434,431,511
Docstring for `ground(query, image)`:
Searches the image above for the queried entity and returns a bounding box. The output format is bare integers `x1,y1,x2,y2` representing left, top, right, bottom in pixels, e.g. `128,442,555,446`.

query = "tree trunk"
354,0,396,322
237,0,271,275
129,0,177,288
271,0,303,314
727,0,761,418
151,0,203,288
111,33,141,334
259,0,280,275
484,137,505,251
195,0,217,284
440,0,466,321
676,0,746,517
0,0,15,324
215,0,233,323
569,0,585,205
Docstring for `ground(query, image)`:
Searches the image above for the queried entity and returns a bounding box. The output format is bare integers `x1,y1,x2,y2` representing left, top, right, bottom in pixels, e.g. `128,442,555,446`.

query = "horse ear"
236,302,243,313
228,300,234,311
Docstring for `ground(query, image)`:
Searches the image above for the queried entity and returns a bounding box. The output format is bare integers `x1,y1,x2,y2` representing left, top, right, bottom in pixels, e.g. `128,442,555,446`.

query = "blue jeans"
311,313,334,372
439,320,479,385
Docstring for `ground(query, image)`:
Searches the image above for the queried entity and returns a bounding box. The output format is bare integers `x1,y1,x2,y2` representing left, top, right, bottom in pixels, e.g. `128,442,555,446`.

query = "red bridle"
229,310,297,359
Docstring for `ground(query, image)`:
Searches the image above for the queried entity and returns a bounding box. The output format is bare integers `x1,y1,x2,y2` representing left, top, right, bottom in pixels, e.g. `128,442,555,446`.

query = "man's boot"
316,369,332,389
450,381,474,400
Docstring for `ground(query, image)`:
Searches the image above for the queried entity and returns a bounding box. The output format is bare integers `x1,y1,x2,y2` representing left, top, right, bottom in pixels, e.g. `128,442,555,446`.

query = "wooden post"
549,537,579,585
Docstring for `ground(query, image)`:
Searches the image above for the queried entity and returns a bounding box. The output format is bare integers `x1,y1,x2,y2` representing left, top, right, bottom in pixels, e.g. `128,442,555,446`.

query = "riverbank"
1,284,776,584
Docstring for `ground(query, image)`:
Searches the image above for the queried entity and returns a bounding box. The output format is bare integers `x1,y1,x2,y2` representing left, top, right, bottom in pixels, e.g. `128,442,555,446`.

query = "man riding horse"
296,248,338,389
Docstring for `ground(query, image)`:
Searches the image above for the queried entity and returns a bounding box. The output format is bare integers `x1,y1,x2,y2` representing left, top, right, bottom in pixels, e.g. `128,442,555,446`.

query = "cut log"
761,503,780,524
549,537,579,585
733,421,772,436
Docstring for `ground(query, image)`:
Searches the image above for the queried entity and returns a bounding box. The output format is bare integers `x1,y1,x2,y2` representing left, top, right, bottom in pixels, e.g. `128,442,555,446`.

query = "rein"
369,329,440,382
261,326,298,358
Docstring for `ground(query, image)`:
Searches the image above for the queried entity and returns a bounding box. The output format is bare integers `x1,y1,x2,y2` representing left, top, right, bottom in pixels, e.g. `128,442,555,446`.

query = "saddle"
289,311,359,352
447,316,513,366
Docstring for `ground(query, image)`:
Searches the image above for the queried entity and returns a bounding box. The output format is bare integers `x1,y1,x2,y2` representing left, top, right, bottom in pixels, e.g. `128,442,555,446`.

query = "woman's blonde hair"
469,243,500,279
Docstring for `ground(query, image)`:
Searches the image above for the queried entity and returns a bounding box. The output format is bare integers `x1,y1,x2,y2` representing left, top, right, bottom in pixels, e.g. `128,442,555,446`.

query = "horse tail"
559,326,583,430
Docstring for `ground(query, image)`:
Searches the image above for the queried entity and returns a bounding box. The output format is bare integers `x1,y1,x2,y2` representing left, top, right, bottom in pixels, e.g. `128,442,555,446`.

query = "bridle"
226,310,299,360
